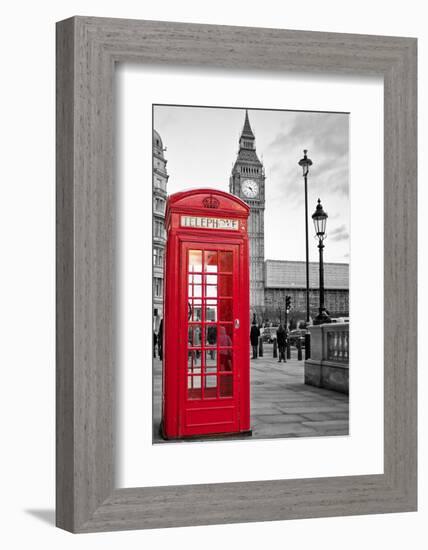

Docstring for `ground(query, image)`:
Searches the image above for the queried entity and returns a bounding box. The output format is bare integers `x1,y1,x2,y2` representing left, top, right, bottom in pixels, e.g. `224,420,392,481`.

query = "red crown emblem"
202,196,220,209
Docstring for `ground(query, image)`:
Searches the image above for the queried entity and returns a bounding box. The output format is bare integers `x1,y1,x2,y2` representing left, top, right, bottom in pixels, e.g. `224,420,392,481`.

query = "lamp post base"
313,310,331,325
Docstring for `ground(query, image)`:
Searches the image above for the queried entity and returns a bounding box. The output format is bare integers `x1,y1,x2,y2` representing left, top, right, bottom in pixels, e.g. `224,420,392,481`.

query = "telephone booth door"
183,243,241,437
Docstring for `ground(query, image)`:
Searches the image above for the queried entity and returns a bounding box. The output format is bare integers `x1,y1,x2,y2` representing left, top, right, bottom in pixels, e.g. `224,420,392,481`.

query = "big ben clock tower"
229,110,265,312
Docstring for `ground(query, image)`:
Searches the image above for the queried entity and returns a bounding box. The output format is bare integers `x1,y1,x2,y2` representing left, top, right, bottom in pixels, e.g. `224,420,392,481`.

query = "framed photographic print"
56,17,417,532
149,105,351,445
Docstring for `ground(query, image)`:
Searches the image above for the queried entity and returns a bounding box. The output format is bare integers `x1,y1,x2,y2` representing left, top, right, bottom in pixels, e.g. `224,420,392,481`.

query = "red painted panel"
185,405,236,427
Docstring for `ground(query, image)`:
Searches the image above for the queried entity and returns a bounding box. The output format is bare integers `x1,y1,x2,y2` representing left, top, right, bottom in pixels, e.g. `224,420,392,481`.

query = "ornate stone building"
153,130,168,332
229,110,266,312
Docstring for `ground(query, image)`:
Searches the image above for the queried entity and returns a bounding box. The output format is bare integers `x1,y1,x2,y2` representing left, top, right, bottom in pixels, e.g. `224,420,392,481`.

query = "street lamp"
298,150,313,358
312,199,331,325
298,150,312,326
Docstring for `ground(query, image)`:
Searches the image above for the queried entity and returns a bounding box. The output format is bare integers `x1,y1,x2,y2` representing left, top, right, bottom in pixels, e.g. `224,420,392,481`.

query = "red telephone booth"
162,189,251,439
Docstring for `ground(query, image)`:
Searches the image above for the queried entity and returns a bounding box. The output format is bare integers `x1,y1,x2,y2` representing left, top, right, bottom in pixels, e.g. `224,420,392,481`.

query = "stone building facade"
153,129,168,332
264,260,349,323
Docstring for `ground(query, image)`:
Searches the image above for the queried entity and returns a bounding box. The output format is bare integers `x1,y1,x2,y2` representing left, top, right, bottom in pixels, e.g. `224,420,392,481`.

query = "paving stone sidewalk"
152,344,349,443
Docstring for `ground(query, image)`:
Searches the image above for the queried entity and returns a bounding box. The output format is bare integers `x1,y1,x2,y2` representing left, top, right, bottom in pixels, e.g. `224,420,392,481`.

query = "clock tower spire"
229,110,265,313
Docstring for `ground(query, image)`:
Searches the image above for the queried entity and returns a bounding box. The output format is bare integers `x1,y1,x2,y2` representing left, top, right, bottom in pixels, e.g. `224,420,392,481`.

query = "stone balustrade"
304,323,349,394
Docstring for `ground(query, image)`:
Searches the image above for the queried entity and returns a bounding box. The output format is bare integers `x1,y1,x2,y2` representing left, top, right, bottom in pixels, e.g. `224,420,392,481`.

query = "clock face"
242,179,259,199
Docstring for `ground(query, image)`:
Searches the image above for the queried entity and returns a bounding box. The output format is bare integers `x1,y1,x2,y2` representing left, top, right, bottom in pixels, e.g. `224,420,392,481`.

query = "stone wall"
304,323,349,394
264,287,349,320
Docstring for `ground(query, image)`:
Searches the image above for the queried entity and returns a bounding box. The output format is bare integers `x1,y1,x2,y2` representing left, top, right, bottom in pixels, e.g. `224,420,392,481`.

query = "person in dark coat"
153,331,157,359
207,325,217,359
276,324,287,363
250,322,260,359
158,318,163,361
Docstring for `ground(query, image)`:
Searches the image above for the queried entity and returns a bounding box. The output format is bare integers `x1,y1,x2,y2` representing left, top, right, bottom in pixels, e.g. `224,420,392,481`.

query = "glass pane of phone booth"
187,248,234,400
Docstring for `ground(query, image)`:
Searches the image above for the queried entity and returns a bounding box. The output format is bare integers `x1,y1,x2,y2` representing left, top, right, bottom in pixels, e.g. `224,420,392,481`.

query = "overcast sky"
154,106,349,264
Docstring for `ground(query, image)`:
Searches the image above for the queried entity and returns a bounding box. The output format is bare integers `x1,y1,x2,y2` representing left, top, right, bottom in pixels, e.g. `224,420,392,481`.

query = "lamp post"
298,150,312,358
312,199,331,325
285,295,291,359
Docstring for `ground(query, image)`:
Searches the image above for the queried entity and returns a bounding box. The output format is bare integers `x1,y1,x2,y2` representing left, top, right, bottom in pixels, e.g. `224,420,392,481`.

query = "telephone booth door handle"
234,319,240,329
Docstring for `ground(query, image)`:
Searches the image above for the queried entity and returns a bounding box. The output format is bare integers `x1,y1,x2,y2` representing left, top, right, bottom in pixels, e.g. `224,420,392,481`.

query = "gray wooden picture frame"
56,16,417,533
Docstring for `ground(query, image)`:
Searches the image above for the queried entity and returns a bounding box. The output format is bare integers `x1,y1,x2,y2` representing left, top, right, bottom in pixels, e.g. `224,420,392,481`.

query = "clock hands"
243,179,258,198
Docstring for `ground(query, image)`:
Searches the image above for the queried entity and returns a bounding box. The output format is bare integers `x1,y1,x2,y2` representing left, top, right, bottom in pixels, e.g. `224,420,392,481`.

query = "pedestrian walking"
276,324,287,363
250,321,260,359
153,331,157,359
194,324,201,363
158,318,163,361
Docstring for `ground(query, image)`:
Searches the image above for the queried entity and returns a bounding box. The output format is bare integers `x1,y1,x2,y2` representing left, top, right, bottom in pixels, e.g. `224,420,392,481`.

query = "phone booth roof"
165,188,250,227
